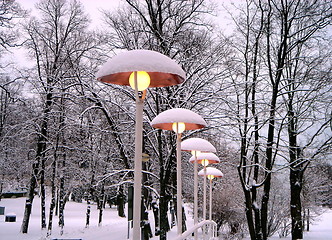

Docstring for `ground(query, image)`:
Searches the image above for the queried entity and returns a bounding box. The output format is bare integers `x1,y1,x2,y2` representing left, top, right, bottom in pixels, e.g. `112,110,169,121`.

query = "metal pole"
194,153,198,240
203,166,207,220
202,165,207,240
127,221,130,239
209,178,213,220
133,72,143,240
176,132,182,235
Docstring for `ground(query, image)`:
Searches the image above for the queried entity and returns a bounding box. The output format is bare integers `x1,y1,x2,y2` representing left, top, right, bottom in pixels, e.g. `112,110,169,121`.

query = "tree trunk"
85,196,91,228
151,197,160,235
21,159,39,233
141,201,153,239
47,157,57,236
239,179,256,240
158,128,170,240
58,142,66,234
58,176,65,234
55,189,59,216
159,181,170,239
181,205,186,232
22,91,51,232
40,155,46,229
306,209,310,232
99,183,105,226
117,186,125,217
290,169,304,239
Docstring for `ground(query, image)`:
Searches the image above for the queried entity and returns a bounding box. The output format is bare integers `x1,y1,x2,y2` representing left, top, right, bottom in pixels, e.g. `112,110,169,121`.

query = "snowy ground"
0,197,192,240
0,197,331,240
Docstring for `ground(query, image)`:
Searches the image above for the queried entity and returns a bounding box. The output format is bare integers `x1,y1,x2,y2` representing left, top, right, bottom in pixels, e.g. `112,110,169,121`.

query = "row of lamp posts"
96,49,223,239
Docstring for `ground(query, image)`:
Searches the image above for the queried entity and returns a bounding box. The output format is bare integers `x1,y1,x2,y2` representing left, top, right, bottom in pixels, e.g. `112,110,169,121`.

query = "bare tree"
0,0,25,54
221,0,331,239
282,23,332,238
21,0,96,233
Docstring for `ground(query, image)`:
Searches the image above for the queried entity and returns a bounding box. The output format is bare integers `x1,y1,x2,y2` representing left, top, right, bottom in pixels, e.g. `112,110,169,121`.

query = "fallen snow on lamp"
181,138,216,225
151,108,207,235
96,49,186,240
96,49,186,89
189,152,220,166
199,167,223,221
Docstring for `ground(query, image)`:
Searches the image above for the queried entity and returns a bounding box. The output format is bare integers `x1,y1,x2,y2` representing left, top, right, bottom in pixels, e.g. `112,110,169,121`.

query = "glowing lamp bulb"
207,175,215,180
201,159,209,167
191,150,201,156
172,122,186,134
129,71,150,91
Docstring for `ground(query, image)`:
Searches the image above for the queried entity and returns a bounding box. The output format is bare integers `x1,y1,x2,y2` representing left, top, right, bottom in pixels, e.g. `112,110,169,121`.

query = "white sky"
7,0,234,69
5,0,123,69
17,0,122,26
16,0,234,29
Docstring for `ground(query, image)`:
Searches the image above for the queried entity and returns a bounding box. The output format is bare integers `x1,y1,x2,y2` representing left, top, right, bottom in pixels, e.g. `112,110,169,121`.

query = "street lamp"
181,139,216,239
198,167,223,221
189,152,220,221
151,108,207,235
96,50,185,239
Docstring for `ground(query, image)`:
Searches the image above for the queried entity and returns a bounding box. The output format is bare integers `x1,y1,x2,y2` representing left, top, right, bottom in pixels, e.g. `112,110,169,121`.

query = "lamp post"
189,152,220,221
96,50,185,239
181,139,216,239
151,108,207,235
198,167,223,220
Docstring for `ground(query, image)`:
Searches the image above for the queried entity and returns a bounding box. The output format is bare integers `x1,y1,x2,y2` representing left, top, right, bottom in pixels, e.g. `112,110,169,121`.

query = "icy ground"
0,197,331,240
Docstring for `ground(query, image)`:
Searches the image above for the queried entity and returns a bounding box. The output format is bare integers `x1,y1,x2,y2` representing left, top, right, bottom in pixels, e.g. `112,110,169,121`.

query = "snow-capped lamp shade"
96,49,186,88
189,152,220,166
198,167,223,180
181,138,216,153
151,108,207,133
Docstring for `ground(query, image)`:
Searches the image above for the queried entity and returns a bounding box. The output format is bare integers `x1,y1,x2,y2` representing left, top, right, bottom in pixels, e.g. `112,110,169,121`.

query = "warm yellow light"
207,175,215,180
129,71,150,91
201,159,209,167
142,153,150,162
191,150,201,156
172,122,186,134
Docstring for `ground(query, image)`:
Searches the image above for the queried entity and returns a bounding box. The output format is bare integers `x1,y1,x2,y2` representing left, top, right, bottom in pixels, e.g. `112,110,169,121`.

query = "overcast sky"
17,0,122,26
6,0,123,68
7,0,233,69
16,0,233,29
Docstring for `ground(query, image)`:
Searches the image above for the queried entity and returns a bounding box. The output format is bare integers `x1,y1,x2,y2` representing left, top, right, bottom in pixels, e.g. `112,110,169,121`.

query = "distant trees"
302,162,332,231
20,0,100,234
0,0,28,201
221,0,332,239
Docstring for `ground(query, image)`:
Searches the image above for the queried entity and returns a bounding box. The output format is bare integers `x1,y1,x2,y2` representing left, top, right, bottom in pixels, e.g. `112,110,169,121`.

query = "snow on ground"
243,208,332,240
299,209,332,240
0,197,192,240
0,197,331,240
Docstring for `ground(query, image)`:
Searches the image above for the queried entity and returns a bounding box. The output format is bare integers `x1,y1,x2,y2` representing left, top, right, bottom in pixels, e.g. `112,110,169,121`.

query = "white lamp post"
198,167,223,220
181,139,216,239
189,152,220,221
96,50,185,239
151,108,207,235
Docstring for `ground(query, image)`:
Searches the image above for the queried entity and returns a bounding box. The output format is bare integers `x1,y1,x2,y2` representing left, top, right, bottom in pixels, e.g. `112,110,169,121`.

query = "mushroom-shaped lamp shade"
151,108,207,133
181,138,216,153
96,49,186,88
189,152,220,166
198,167,223,180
